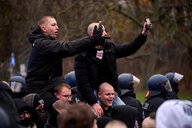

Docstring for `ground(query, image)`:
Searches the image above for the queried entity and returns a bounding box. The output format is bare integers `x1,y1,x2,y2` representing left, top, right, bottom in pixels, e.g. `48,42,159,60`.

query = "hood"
14,98,34,113
28,26,44,45
111,105,137,128
22,93,37,106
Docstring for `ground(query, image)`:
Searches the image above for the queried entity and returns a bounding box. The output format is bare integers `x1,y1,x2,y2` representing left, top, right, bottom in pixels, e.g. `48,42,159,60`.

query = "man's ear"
40,26,46,33
97,91,101,99
54,92,59,99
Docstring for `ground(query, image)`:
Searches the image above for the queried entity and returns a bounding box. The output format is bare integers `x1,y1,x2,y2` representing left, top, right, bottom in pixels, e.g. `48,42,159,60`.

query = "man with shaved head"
105,120,127,128
26,16,104,95
97,82,115,112
75,20,151,117
87,22,107,37
97,82,138,128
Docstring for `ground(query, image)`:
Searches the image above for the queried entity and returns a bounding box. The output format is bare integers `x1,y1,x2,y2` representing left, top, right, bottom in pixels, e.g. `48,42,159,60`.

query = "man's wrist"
142,31,147,36
92,102,98,106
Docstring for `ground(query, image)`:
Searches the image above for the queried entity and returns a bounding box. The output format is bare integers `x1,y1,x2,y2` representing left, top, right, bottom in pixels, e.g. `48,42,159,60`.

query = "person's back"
25,16,104,94
121,93,143,128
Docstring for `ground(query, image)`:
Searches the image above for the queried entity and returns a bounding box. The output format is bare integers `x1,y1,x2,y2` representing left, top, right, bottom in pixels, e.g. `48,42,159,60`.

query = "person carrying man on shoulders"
75,20,151,117
25,16,104,95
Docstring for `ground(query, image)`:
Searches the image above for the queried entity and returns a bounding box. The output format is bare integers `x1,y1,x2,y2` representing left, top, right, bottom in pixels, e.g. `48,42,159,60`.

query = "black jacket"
97,105,138,128
121,90,143,128
75,34,147,105
167,91,179,99
111,105,138,128
26,26,96,94
0,86,20,128
142,96,166,119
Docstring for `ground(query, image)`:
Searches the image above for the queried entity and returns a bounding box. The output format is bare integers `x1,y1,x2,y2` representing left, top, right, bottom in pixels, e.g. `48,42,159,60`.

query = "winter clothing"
41,91,58,113
0,86,19,127
26,26,98,94
0,81,12,95
99,105,138,128
142,95,166,119
22,93,46,128
14,98,37,128
0,107,12,128
121,90,143,128
40,77,66,112
97,117,112,128
167,91,179,99
156,100,192,128
75,34,147,105
22,93,45,109
14,98,36,116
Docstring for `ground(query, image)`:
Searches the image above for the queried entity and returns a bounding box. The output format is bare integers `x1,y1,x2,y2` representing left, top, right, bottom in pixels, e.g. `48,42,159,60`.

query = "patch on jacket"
143,102,149,110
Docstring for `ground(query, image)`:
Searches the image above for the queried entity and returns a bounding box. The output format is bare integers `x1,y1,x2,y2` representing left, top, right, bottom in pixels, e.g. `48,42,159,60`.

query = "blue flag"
10,52,15,67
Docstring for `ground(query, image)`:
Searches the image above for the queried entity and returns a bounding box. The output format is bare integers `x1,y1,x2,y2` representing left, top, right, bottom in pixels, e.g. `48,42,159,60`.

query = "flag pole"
10,52,15,77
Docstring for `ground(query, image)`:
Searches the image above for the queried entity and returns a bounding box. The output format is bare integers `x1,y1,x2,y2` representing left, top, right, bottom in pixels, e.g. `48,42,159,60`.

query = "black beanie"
47,77,67,91
33,95,44,108
38,77,67,95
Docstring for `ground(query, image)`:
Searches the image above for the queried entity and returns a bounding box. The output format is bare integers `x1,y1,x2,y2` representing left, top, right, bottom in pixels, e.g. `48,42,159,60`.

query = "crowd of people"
0,15,192,128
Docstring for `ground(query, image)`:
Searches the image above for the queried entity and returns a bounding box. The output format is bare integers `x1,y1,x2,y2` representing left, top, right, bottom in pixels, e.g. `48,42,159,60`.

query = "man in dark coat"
118,73,143,128
14,98,37,128
75,21,150,116
25,16,104,95
23,93,46,128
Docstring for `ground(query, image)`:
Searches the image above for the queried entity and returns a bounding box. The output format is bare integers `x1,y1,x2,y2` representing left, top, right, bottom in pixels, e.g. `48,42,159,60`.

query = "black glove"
91,25,105,46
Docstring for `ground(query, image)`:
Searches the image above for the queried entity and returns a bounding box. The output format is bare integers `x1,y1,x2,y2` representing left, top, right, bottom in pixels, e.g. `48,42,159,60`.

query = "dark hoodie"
25,26,96,94
121,90,143,128
14,99,37,127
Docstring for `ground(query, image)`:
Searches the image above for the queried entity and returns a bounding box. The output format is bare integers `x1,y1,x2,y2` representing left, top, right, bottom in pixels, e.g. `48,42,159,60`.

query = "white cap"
174,72,184,83
132,75,140,84
156,100,192,128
